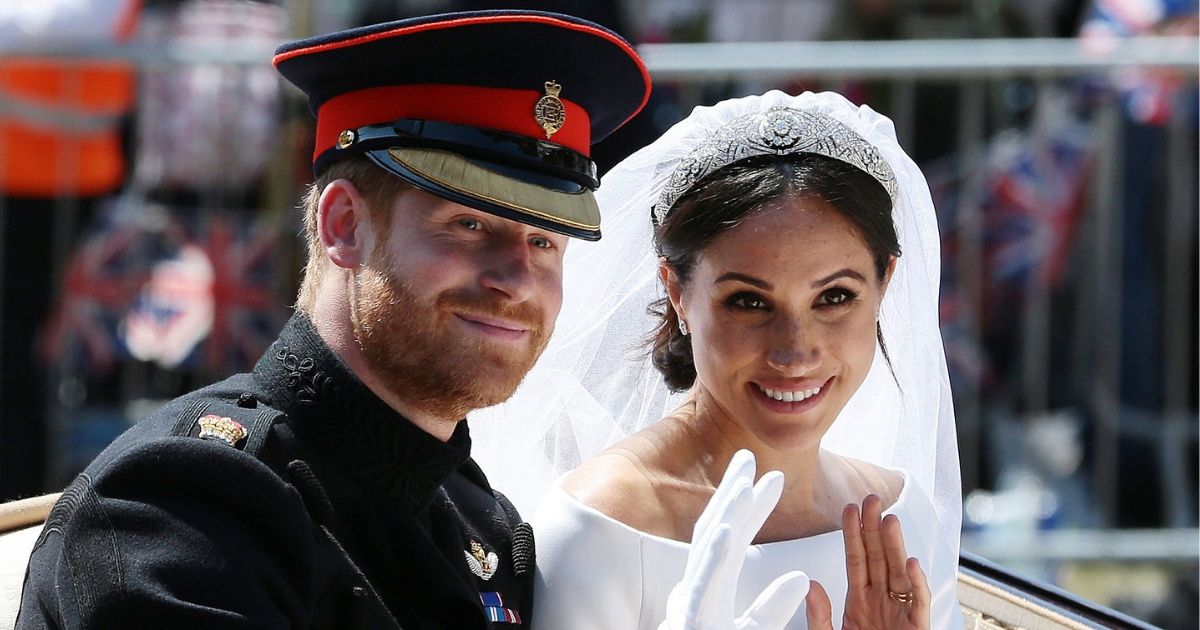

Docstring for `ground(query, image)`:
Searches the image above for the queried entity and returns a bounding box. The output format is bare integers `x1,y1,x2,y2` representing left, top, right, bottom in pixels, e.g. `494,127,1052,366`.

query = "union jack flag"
195,213,288,374
39,215,147,372
981,122,1092,290
42,207,288,376
1079,0,1198,125
930,114,1094,393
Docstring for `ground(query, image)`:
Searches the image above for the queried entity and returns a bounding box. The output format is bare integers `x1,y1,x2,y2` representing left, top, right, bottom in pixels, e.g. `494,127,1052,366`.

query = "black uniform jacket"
18,313,535,629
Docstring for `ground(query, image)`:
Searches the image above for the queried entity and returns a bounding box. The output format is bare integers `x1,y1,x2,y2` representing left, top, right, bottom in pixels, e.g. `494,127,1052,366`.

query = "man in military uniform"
18,11,650,628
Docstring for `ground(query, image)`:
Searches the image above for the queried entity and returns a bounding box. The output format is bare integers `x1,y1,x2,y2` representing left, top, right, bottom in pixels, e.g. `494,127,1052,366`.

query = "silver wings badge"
465,540,499,581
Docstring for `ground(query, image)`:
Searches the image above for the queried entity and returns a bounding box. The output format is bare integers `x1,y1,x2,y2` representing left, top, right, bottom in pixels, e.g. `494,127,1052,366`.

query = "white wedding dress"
530,469,962,630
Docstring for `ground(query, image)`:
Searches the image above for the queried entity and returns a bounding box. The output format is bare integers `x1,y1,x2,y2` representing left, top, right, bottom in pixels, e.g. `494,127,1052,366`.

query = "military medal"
534,81,566,139
480,592,522,624
465,539,499,580
197,415,247,447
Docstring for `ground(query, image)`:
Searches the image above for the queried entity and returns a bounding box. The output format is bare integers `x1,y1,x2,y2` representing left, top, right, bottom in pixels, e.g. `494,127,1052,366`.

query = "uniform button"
237,392,258,408
351,585,367,598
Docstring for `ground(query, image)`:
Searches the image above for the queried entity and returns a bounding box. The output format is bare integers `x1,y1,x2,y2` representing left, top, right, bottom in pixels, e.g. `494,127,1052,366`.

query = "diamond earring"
678,319,689,336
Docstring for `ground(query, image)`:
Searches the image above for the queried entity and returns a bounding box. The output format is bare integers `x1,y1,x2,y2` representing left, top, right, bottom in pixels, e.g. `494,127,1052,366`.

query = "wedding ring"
888,590,915,606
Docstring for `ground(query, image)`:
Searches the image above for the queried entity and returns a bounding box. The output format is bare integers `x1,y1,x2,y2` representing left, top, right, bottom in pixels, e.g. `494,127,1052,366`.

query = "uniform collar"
254,311,473,510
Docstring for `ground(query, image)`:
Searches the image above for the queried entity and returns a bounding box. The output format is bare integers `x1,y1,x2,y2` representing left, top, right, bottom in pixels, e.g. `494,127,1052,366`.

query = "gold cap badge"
198,415,247,447
533,81,566,139
337,129,356,149
464,539,499,580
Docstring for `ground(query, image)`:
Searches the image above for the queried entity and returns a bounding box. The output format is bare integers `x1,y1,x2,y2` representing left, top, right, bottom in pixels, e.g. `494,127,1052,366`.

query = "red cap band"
315,84,591,162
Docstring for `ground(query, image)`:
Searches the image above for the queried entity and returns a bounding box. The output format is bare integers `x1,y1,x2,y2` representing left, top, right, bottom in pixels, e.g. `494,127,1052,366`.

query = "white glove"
658,449,810,630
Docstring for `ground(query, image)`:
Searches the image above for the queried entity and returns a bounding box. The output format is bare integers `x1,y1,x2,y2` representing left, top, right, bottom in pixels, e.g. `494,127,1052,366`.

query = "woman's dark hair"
650,153,900,392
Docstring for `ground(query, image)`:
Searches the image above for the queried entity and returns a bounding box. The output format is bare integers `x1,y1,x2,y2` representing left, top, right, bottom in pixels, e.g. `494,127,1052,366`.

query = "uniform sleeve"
530,485,645,630
17,437,331,629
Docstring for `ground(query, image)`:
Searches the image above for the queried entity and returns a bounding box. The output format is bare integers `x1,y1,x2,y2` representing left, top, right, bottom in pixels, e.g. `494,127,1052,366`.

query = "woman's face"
664,194,894,451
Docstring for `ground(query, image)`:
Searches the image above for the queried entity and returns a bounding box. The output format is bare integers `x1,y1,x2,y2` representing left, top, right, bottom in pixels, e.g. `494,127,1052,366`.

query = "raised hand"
659,450,811,630
806,494,931,630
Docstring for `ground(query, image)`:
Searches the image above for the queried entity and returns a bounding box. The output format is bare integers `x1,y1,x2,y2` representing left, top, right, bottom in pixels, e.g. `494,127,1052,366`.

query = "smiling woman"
659,180,889,456
538,102,949,628
652,151,901,398
653,155,898,455
472,90,962,629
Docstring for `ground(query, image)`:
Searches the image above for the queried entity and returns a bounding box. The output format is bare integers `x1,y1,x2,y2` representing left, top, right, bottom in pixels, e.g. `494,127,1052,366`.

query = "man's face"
351,187,567,421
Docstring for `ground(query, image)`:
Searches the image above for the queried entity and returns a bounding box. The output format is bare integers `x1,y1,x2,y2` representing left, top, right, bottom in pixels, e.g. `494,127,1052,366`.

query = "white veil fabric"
470,90,961,552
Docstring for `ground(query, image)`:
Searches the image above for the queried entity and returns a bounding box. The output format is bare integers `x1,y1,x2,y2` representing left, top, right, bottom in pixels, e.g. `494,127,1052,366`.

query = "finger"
684,477,750,585
804,580,835,630
736,469,784,550
724,476,759,543
906,557,932,627
860,494,888,588
691,466,752,549
881,514,912,594
841,503,869,588
712,477,756,589
695,450,756,540
736,570,809,628
682,523,734,623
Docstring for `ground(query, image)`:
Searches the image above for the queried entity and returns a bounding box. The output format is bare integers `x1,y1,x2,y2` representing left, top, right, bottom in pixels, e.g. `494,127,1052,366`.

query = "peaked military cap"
274,10,651,240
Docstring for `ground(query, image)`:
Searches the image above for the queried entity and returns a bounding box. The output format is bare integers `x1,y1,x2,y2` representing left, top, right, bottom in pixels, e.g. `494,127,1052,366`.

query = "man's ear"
318,179,374,269
658,260,685,322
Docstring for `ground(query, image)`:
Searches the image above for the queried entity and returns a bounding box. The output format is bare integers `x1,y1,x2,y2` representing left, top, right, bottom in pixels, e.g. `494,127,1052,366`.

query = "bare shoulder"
560,446,664,531
558,411,702,536
559,407,705,539
827,452,906,510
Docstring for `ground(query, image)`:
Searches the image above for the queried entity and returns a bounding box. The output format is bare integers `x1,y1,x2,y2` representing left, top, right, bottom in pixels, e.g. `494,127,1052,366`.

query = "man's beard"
351,261,550,422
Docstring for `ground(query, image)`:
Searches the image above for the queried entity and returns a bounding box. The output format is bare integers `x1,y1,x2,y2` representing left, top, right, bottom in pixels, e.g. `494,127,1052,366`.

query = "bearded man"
18,11,650,629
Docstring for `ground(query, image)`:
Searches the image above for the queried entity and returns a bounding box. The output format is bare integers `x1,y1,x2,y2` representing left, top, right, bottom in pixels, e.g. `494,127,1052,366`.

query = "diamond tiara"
652,106,898,225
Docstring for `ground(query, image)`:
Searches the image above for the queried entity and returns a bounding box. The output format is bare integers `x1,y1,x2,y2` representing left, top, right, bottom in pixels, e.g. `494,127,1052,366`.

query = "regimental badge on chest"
197,415,247,448
465,539,499,581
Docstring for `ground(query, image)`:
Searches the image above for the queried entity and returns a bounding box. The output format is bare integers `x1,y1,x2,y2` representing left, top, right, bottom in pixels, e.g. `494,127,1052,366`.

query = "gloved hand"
658,450,810,630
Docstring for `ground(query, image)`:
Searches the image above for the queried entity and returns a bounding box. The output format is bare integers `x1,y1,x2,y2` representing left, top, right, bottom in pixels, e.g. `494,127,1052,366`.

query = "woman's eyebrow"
714,271,772,290
813,268,867,287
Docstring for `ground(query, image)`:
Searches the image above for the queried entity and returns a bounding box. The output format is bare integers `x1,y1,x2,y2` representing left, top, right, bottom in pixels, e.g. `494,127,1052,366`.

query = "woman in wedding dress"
471,90,962,629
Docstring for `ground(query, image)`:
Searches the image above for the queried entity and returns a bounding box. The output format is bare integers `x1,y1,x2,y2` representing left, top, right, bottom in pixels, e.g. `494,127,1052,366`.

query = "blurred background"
0,0,1195,625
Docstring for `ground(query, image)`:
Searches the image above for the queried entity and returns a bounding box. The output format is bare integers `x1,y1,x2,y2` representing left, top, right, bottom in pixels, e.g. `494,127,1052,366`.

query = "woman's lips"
748,376,833,413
